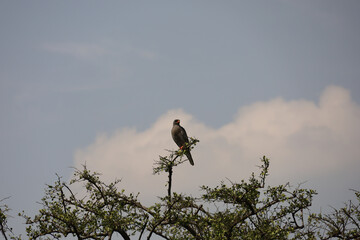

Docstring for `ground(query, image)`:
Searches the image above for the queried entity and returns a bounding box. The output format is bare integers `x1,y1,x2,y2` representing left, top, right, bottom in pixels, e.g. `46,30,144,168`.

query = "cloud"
43,42,108,60
73,86,360,207
43,41,159,61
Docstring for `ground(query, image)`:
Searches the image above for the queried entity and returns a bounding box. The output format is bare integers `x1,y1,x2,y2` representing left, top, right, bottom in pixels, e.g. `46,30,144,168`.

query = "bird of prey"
171,119,194,166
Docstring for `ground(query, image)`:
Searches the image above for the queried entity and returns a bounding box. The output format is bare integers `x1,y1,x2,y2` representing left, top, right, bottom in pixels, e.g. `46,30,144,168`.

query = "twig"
139,215,149,240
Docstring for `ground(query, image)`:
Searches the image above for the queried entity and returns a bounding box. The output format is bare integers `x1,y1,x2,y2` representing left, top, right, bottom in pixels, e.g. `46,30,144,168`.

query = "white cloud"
43,41,159,61
126,45,159,60
43,42,108,60
73,86,360,207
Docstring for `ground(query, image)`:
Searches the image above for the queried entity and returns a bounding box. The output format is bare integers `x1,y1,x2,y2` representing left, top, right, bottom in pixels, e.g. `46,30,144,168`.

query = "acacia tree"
1,198,15,240
1,138,359,239
307,191,360,239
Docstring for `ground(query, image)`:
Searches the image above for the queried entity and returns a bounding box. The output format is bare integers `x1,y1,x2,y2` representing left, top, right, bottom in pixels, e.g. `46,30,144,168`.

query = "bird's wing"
172,125,189,148
179,126,189,144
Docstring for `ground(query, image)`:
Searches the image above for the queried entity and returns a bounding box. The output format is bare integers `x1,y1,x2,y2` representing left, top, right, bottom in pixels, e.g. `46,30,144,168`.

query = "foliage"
0,197,19,240
308,191,360,239
1,138,359,239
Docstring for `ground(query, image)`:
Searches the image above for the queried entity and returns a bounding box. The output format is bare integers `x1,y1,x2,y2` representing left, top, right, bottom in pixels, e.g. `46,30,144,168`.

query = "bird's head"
173,119,180,125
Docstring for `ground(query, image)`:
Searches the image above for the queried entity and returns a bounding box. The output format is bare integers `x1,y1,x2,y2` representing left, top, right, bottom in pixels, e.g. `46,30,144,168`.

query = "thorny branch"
9,137,359,239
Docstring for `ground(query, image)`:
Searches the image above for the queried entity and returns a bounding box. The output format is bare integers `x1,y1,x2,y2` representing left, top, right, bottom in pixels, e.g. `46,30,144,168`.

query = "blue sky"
1,1,360,237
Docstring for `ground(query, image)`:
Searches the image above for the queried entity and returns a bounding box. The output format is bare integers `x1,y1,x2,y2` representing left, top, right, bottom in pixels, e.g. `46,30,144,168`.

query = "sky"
1,0,360,238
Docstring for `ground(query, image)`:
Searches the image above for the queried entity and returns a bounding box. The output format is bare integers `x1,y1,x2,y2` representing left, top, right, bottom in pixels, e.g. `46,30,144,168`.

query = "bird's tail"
185,151,194,166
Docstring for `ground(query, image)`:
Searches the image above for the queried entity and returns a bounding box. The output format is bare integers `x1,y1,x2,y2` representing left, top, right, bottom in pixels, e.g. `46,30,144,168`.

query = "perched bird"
171,119,194,166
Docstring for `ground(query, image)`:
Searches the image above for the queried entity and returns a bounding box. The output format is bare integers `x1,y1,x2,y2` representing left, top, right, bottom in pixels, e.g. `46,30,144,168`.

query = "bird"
171,119,194,166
